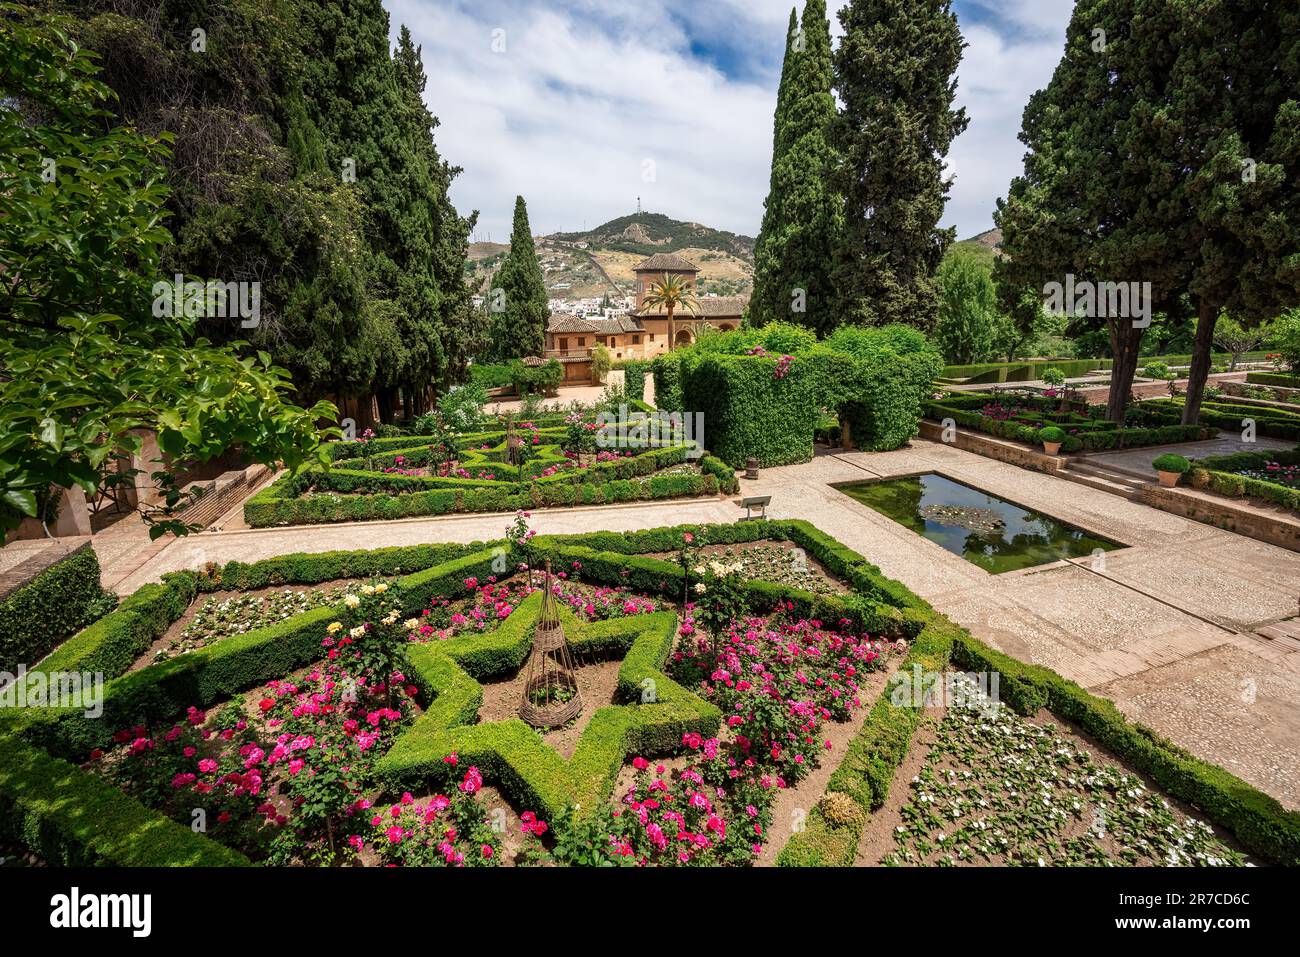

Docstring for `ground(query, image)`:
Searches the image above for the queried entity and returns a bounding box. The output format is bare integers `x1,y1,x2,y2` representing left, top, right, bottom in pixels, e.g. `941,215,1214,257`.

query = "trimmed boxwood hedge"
1246,371,1300,390
1135,397,1300,441
7,520,1298,867
926,394,1216,453
1187,448,1300,515
250,431,737,527
0,545,114,675
654,324,942,468
0,731,249,866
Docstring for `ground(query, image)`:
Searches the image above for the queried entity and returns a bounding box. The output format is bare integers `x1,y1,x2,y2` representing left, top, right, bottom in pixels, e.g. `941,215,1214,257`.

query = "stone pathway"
740,443,1300,809
12,437,1300,809
1085,434,1293,478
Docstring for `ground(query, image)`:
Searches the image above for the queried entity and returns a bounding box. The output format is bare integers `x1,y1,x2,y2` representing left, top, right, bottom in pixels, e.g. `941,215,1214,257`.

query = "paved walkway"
1086,434,1293,477
9,438,1299,808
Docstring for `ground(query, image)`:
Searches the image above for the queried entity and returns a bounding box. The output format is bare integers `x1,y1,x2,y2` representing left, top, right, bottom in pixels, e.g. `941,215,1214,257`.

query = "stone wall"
918,419,1066,474
1138,485,1300,553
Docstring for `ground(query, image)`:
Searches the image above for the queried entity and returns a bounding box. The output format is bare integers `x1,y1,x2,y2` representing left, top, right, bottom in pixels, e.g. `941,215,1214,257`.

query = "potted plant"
1152,453,1191,488
1038,426,1067,456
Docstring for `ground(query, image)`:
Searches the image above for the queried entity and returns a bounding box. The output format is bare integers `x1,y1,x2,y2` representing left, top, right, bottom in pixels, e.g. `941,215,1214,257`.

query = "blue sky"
386,0,1076,244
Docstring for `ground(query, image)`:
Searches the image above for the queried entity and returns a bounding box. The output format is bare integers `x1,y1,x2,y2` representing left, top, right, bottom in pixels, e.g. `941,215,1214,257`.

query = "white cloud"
387,0,1071,243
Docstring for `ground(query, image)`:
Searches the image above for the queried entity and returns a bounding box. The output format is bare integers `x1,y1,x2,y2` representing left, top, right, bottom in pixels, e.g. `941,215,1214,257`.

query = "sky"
385,0,1077,245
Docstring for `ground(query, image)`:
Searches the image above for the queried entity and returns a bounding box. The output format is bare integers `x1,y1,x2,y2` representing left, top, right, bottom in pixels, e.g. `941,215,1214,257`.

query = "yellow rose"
327,621,342,634
374,583,388,594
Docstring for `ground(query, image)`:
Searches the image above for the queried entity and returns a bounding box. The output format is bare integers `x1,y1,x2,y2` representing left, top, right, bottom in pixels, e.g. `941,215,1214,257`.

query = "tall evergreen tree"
1151,0,1300,424
393,24,483,407
832,0,968,331
491,196,548,360
295,0,466,421
750,1,841,334
995,0,1186,422
65,0,383,408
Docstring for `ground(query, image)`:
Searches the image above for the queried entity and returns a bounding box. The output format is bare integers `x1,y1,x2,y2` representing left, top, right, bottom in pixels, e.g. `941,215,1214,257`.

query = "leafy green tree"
832,0,968,330
491,196,549,360
995,0,1186,422
998,0,1299,423
67,0,388,410
1150,1,1300,423
1213,315,1275,371
1272,309,1300,370
934,250,998,363
0,5,335,538
750,1,841,334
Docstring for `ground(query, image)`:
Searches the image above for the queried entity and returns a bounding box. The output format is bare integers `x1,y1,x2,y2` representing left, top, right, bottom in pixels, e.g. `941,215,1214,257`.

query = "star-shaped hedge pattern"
375,590,721,818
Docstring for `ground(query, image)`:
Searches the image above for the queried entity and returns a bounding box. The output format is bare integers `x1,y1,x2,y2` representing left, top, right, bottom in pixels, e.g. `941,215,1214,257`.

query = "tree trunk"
1181,302,1218,425
1105,319,1144,423
667,305,675,352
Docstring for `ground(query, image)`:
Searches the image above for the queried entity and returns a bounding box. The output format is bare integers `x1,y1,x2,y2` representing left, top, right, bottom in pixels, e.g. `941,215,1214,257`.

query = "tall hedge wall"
654,323,942,468
0,545,113,675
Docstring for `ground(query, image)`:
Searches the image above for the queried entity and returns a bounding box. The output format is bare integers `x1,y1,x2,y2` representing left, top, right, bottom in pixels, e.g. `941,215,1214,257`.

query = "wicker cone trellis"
518,563,583,728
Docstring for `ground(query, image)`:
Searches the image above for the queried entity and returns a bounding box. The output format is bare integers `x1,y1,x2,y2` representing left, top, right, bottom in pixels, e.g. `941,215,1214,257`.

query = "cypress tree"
295,0,463,421
832,0,968,331
1154,0,1300,424
492,196,548,360
995,0,1185,422
750,1,841,334
393,24,482,405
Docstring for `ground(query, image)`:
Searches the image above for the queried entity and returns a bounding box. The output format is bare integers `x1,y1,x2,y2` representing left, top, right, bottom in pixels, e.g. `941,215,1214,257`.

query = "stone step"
1056,469,1138,501
1254,618,1300,653
1068,460,1150,487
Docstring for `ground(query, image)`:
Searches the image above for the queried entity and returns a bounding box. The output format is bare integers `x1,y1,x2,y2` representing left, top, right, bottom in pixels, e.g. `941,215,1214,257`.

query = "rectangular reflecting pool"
836,473,1121,574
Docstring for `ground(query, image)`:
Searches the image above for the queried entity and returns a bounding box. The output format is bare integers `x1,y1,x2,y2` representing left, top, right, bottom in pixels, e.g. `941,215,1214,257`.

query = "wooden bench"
739,495,771,521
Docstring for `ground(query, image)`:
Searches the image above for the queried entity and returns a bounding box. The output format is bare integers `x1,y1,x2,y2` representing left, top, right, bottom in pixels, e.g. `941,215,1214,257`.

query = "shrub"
0,545,114,674
509,359,562,396
1142,361,1173,379
618,360,651,403
1041,367,1066,386
1037,426,1066,444
436,383,488,431
1152,454,1191,474
466,363,514,390
1246,371,1300,390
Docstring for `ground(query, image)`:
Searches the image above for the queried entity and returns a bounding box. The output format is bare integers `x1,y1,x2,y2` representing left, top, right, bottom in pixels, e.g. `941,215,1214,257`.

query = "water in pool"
836,473,1121,574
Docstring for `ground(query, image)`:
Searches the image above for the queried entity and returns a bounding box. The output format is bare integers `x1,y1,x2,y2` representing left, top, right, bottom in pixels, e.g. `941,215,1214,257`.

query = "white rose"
694,583,707,594
343,594,361,609
349,626,366,639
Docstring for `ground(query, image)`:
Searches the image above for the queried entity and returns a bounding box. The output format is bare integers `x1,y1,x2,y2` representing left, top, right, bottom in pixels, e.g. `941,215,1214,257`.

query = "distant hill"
948,228,1002,266
553,212,756,260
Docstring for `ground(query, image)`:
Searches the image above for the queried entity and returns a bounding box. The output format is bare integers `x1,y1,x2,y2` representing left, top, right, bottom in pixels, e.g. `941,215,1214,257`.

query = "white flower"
349,626,366,639
361,585,375,596
374,583,388,594
404,619,420,630
343,594,361,609
694,582,707,594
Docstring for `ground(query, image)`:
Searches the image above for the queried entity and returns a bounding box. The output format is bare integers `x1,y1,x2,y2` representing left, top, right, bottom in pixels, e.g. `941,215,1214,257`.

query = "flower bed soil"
854,680,1252,866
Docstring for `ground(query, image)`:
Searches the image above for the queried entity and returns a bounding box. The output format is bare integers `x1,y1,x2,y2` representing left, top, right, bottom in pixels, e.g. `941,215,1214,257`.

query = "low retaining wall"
918,419,1066,474
1138,485,1300,553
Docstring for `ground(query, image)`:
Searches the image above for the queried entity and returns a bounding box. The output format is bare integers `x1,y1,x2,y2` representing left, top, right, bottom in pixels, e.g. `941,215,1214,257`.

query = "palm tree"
642,273,699,351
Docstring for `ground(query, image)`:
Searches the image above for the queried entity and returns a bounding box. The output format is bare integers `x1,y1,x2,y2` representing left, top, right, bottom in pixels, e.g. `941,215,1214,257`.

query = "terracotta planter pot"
1042,442,1062,456
1157,470,1182,488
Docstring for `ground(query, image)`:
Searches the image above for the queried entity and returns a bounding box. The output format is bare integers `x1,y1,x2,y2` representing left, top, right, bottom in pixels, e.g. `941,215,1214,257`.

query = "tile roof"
546,312,597,334
633,253,699,273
